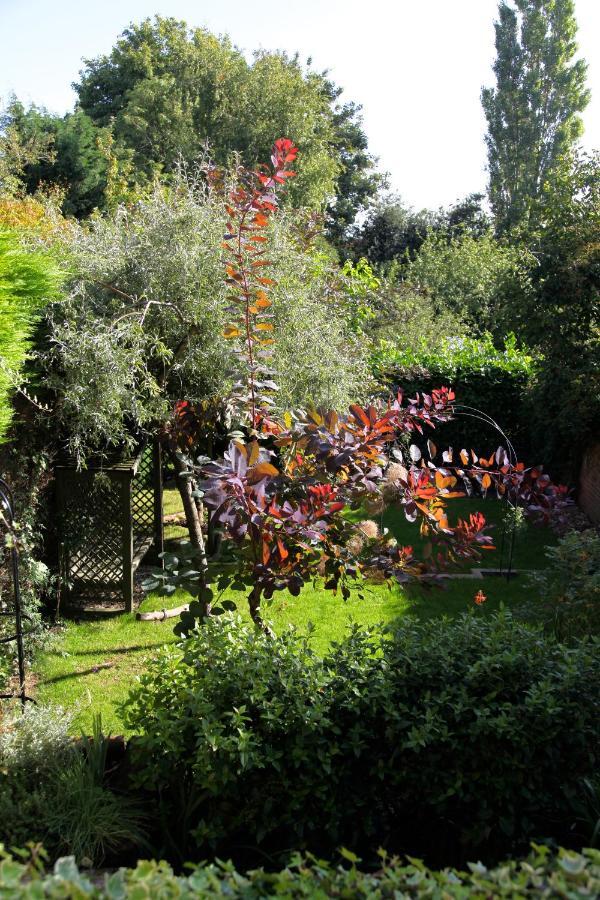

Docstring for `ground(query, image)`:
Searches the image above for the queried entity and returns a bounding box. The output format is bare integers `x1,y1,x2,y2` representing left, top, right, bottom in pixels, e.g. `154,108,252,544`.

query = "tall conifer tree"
482,0,589,233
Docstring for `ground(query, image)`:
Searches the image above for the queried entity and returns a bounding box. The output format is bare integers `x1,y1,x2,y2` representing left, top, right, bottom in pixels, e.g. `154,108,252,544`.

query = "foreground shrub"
0,707,145,866
519,529,600,640
122,612,600,865
1,845,599,898
0,227,62,443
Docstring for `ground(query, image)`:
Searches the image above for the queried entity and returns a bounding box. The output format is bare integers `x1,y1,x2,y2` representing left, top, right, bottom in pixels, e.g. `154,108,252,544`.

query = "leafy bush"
1,845,599,899
122,612,600,865
350,264,465,354
403,230,535,337
373,333,537,457
0,706,145,866
45,168,370,458
520,529,600,640
0,227,62,443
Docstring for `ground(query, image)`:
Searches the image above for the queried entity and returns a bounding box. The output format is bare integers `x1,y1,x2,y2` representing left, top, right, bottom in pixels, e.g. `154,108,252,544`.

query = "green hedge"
121,612,600,866
1,845,598,898
372,334,537,461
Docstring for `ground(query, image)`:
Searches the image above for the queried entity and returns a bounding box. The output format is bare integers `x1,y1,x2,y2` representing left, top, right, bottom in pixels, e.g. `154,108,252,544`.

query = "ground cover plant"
0,844,598,899
0,705,145,866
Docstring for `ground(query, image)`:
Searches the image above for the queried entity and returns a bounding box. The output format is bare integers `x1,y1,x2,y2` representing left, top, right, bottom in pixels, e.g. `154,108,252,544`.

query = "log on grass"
163,513,187,527
137,603,189,622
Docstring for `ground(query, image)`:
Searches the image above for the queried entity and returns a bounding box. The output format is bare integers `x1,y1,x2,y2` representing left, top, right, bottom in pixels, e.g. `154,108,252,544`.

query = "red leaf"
349,404,370,427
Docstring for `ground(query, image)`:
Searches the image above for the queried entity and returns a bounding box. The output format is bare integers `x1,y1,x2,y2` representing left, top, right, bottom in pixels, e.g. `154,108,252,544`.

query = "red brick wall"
579,443,600,524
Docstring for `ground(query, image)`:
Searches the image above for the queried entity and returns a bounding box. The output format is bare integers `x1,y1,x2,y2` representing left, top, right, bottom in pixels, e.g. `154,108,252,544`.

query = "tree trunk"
169,449,211,616
248,583,274,637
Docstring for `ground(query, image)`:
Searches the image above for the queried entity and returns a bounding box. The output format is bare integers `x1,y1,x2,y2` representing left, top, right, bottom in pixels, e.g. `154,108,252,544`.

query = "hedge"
372,334,536,461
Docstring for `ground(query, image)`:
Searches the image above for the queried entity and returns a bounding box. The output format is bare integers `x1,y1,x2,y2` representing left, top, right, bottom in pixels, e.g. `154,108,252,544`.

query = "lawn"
33,493,555,734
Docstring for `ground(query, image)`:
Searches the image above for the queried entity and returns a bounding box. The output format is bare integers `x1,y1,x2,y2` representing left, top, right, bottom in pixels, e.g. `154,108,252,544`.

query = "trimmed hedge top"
0,846,598,898
371,334,538,459
371,333,537,379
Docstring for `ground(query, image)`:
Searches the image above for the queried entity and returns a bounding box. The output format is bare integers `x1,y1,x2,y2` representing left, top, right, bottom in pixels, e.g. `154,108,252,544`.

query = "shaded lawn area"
33,495,555,734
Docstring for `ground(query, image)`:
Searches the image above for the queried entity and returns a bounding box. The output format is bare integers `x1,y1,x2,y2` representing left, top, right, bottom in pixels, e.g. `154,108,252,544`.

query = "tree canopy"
1,100,110,218
0,16,379,233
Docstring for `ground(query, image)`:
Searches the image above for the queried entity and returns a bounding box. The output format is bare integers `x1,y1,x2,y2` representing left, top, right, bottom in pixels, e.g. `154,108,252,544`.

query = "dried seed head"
358,519,380,540
347,534,366,555
385,462,406,483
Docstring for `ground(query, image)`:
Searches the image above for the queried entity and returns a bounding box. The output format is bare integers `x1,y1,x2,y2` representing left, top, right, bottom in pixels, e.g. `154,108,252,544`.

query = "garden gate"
55,442,163,612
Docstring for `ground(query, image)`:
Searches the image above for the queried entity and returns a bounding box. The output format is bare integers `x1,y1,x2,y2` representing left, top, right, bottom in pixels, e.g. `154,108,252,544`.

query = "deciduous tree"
73,17,379,231
481,0,589,234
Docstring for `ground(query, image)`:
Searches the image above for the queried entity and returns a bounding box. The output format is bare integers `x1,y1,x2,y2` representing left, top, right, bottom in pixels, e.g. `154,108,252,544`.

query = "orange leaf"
248,441,260,466
435,472,457,490
247,462,279,485
277,537,289,561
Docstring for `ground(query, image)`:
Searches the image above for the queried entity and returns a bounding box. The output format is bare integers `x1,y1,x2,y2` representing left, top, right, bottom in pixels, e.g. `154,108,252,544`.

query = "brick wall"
579,443,600,524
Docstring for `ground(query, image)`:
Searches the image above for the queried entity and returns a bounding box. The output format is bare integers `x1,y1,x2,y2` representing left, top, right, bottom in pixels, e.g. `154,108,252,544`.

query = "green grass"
33,493,554,734
162,482,189,541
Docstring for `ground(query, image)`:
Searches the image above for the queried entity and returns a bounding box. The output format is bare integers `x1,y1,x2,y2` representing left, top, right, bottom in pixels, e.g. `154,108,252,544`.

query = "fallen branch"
163,513,187,527
137,604,189,622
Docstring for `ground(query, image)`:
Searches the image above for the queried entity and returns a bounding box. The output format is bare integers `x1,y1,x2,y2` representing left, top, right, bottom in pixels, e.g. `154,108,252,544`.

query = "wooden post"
152,439,164,565
120,471,134,612
54,468,69,608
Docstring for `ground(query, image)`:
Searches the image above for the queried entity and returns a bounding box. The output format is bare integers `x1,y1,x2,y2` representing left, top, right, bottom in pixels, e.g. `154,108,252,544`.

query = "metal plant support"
454,404,521,581
0,478,28,706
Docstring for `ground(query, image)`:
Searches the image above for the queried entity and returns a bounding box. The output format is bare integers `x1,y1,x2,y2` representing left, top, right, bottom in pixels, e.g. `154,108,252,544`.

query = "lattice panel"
56,442,162,610
132,444,154,546
59,471,124,604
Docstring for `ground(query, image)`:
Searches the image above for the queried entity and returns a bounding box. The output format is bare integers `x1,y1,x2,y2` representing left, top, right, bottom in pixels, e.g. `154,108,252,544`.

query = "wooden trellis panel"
56,443,163,613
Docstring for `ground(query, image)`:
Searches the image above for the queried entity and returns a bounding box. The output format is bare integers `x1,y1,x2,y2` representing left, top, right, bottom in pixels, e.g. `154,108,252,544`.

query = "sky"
1,0,599,210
